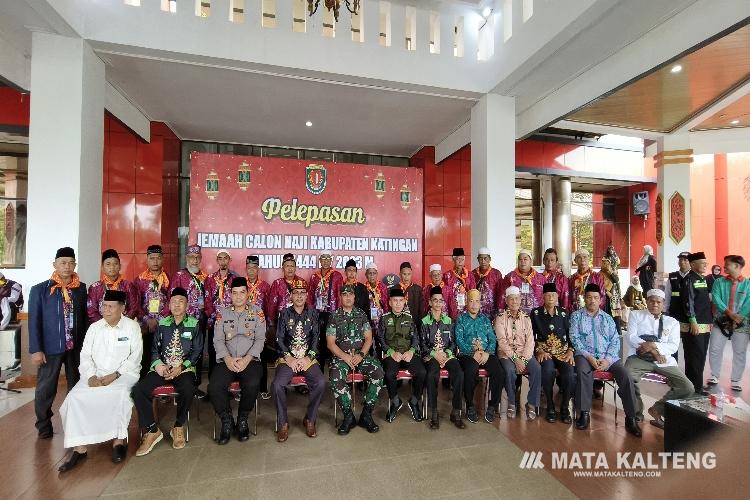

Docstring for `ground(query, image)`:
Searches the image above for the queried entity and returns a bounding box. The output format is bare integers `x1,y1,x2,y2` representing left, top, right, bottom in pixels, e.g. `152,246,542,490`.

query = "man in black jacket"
679,252,712,393
28,247,88,439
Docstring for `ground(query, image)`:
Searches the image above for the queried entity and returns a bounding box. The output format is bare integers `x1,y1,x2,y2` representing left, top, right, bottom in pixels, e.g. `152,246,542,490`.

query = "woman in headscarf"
622,275,647,310
706,264,722,293
635,245,657,292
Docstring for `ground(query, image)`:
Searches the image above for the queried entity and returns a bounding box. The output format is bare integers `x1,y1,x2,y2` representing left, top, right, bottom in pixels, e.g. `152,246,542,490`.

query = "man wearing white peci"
58,289,143,472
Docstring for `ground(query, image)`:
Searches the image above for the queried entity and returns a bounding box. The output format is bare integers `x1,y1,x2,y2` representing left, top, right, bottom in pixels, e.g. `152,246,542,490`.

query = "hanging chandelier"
308,0,360,22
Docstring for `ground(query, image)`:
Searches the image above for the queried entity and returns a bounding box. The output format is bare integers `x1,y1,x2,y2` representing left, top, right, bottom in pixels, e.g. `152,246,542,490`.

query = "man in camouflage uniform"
326,284,384,435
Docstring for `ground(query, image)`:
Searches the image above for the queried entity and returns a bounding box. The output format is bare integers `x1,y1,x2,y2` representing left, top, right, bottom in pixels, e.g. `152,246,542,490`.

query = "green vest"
382,312,414,353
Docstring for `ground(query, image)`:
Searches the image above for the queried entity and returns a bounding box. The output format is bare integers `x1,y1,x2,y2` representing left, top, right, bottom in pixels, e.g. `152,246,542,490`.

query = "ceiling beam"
552,120,663,140
673,77,750,133
515,0,750,139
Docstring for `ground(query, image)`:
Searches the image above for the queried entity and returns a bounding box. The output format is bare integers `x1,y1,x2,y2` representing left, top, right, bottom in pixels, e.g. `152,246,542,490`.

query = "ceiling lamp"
308,0,360,22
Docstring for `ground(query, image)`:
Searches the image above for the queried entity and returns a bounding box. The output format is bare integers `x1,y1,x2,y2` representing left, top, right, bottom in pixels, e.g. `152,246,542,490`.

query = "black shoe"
338,409,357,435
560,410,573,425
386,398,402,423
58,451,87,472
575,411,590,430
237,413,251,442
112,444,126,464
358,405,380,433
484,406,496,423
38,428,53,439
466,406,478,423
429,412,440,430
195,388,207,399
217,413,234,445
408,399,423,422
450,410,466,429
625,417,642,438
546,408,558,423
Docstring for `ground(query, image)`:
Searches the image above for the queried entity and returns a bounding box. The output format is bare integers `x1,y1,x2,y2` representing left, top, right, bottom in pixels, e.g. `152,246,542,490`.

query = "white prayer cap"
477,247,491,257
216,249,231,257
505,286,521,297
429,263,442,272
365,261,378,271
518,249,533,259
574,248,590,258
319,249,333,257
646,289,666,299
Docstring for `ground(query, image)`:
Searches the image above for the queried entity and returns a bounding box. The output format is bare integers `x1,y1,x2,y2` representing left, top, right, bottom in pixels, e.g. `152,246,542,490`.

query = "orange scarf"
190,269,208,283
453,267,468,292
50,272,81,302
214,272,231,301
139,269,169,290
103,274,124,290
517,268,538,284
573,269,591,294
400,281,412,292
365,281,381,304
247,276,263,305
315,268,334,292
345,278,359,286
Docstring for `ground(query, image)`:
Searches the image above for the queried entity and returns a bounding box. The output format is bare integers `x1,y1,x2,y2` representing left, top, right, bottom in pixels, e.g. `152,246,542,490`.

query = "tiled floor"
0,340,747,500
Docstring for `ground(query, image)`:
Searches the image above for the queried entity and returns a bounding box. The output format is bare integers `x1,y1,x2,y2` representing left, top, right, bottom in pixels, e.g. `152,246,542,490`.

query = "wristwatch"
115,371,121,379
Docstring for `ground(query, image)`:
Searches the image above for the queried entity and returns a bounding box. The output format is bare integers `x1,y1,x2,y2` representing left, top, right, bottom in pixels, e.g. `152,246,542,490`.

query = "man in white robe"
58,289,142,472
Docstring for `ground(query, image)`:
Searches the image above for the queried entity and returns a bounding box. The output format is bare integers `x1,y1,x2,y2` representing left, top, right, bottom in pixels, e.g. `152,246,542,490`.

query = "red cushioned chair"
212,381,259,440
593,369,619,423
333,372,367,425
151,384,192,441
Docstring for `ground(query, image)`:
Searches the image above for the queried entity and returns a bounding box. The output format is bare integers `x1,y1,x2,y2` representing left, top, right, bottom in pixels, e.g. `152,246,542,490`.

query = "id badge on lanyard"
370,306,380,320
316,294,325,311
521,282,531,294
197,295,205,309
148,298,161,314
66,311,74,330
457,293,466,309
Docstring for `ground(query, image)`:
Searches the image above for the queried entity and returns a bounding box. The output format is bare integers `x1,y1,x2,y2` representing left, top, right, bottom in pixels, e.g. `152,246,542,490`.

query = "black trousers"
193,315,207,386
259,346,277,393
132,371,196,428
682,331,710,392
540,357,575,408
425,357,463,411
316,311,331,365
382,356,426,401
206,325,218,380
459,354,503,408
34,350,80,433
140,331,154,378
208,361,262,416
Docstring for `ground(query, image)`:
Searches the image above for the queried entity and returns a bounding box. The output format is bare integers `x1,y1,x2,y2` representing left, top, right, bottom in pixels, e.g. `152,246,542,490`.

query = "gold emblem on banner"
374,172,386,199
205,170,219,200
237,161,251,191
400,184,411,209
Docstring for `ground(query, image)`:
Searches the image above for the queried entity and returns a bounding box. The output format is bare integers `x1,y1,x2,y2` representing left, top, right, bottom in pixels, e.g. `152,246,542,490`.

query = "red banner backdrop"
189,153,424,279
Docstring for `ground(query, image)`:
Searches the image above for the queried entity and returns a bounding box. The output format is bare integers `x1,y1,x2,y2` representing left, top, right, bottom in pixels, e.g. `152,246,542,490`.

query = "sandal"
507,405,516,419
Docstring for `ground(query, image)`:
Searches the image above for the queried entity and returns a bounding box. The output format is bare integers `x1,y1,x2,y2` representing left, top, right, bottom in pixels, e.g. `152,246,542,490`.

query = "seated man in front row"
58,290,142,472
378,287,426,423
570,283,641,437
624,288,693,429
327,284,384,435
208,277,265,445
132,287,203,456
271,279,326,443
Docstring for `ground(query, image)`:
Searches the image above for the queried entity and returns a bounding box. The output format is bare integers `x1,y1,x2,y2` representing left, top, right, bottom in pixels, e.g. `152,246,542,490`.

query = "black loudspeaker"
603,197,616,221
633,191,650,215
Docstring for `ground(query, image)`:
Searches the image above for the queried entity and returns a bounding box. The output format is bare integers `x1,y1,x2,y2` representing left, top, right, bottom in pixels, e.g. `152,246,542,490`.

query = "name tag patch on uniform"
117,337,128,342
181,332,192,339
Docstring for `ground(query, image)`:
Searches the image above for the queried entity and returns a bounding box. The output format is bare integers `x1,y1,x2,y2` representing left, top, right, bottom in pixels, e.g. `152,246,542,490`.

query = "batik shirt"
442,268,477,320
364,280,389,327
501,269,546,314
86,278,140,324
569,308,619,365
307,268,343,313
542,269,570,312
169,268,208,320
455,312,497,355
471,267,503,318
568,269,606,312
204,270,238,327
135,271,170,324
276,305,319,359
267,276,306,323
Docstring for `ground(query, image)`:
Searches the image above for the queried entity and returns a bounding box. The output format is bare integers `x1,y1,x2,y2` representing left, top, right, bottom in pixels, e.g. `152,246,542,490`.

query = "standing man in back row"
443,248,476,321
679,252,712,394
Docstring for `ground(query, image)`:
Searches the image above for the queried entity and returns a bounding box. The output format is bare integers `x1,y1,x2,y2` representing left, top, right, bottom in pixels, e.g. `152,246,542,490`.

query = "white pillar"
471,94,516,271
26,33,104,286
655,134,692,268
540,175,553,252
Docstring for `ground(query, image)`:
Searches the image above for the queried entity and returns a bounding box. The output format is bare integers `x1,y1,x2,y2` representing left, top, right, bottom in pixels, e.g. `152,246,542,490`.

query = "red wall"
412,145,472,285
102,114,180,280
0,87,29,127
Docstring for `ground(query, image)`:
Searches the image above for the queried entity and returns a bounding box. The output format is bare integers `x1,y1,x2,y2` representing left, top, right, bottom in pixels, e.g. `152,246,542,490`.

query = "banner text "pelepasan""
261,197,367,228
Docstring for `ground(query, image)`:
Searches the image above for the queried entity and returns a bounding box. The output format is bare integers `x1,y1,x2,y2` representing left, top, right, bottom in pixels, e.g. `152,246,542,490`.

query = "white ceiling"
103,52,477,156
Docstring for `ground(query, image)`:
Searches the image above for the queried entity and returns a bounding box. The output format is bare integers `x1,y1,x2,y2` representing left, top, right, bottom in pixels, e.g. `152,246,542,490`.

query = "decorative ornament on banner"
655,193,663,245
190,153,423,277
669,191,686,244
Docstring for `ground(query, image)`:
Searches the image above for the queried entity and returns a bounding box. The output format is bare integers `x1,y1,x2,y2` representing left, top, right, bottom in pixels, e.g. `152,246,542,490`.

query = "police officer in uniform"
680,252,712,394
327,284,384,435
208,277,265,444
531,283,576,424
378,287,425,422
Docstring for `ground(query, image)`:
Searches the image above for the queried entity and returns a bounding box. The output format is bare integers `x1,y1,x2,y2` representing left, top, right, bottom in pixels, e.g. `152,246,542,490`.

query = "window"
293,0,306,33
454,17,464,57
523,0,534,23
322,5,336,38
503,0,512,42
351,9,363,42
379,2,391,47
196,0,210,17
262,0,276,28
429,12,439,53
230,0,244,23
161,0,177,13
405,6,416,50
515,188,534,259
0,155,27,268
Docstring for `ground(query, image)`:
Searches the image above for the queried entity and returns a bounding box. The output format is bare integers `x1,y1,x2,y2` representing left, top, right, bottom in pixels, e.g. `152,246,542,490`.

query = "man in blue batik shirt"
570,283,641,437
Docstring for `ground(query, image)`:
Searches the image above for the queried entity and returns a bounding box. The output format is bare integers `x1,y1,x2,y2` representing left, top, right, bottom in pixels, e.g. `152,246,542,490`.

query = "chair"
212,381,259,440
333,372,366,425
275,375,309,431
151,384,192,441
593,370,618,423
463,368,490,415
423,368,452,419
